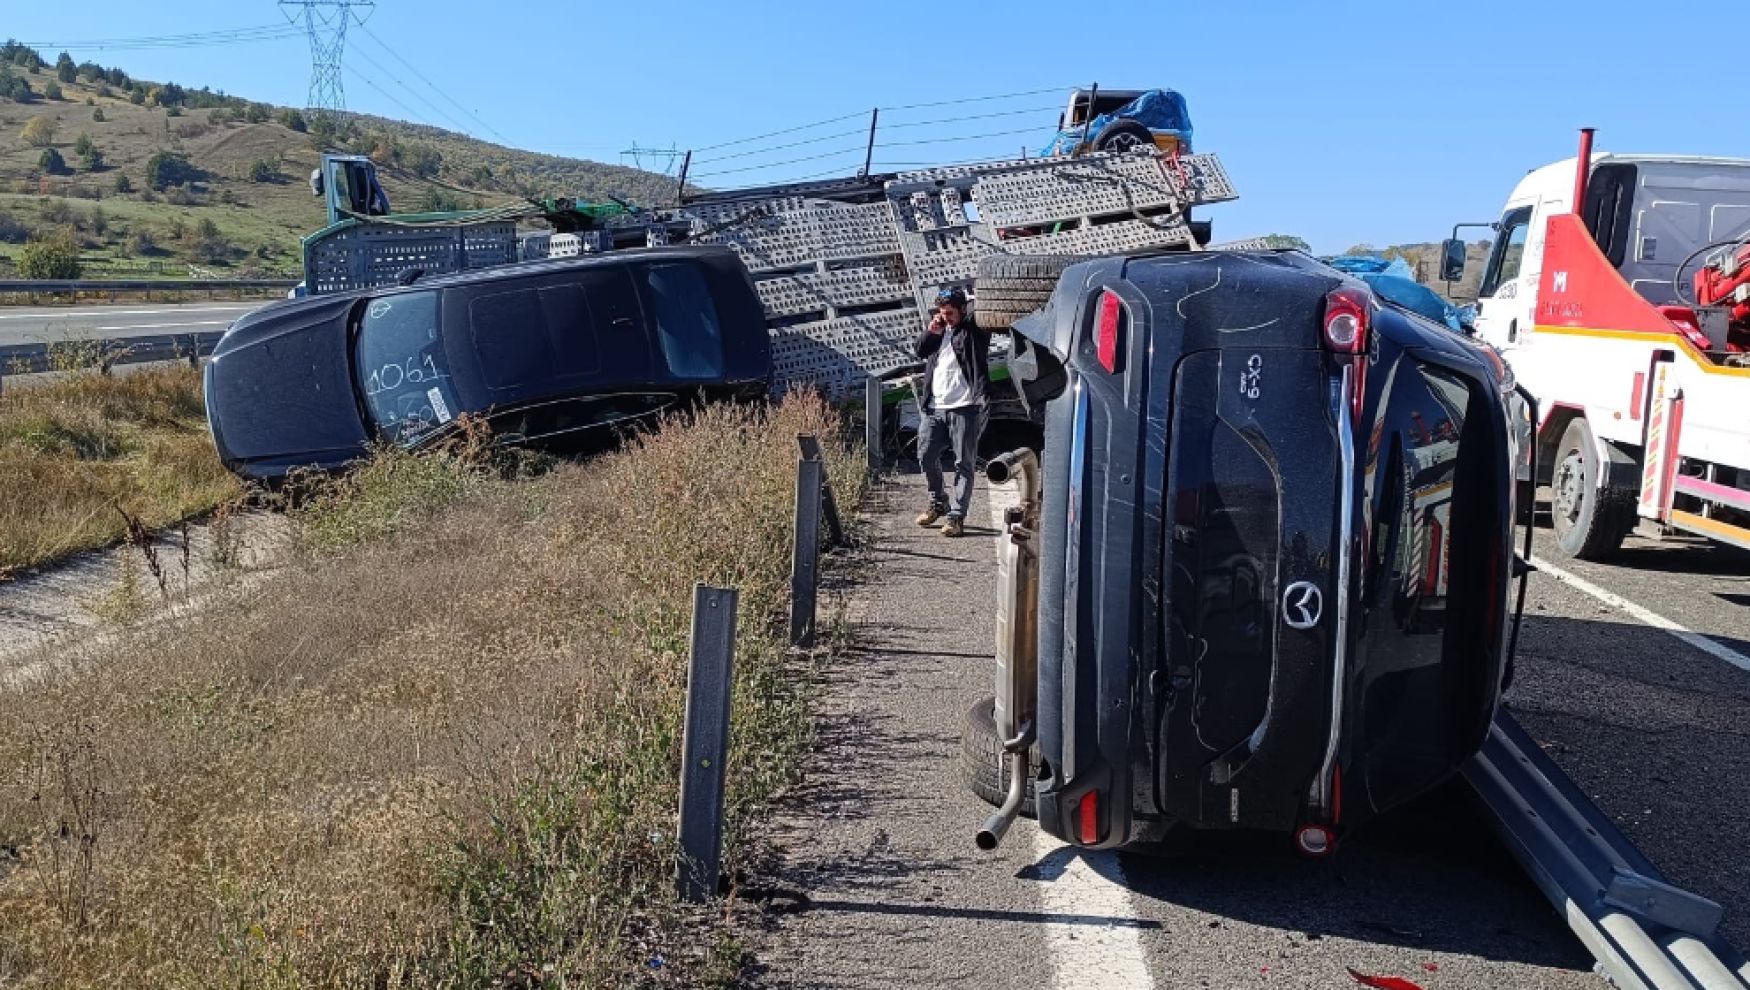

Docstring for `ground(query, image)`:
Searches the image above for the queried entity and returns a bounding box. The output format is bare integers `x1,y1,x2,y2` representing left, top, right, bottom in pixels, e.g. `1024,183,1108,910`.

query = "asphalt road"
0,300,266,348
750,473,1749,989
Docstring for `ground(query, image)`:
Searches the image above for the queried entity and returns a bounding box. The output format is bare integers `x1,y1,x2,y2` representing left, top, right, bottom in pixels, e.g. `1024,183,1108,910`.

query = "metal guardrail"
0,278,296,295
0,330,225,379
1466,711,1750,989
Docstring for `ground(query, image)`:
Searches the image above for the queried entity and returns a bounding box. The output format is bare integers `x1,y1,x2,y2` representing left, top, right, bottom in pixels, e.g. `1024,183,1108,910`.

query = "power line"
692,110,869,154
690,145,865,180
882,85,1074,112
347,42,477,135
875,125,1041,149
693,127,864,165
880,104,1058,130
354,21,510,145
344,64,436,130
15,25,304,51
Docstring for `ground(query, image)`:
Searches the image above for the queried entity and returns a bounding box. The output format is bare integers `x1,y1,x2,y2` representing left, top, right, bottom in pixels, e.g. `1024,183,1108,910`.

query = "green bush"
73,133,102,171
37,147,67,176
17,231,82,279
144,150,200,190
54,53,75,84
91,106,104,122
248,158,277,183
42,79,62,101
112,172,132,194
277,108,307,133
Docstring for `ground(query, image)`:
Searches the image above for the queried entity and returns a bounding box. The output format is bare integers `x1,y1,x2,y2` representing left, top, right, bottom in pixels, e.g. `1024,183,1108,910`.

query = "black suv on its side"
971,249,1528,854
204,246,771,480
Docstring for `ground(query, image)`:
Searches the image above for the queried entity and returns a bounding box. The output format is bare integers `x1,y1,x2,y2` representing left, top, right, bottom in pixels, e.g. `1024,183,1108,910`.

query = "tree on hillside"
21,116,56,147
55,52,75,83
42,79,62,101
92,106,105,122
38,147,68,175
1262,234,1311,252
278,108,308,133
406,144,443,179
245,102,270,124
76,60,103,82
145,150,201,190
0,64,35,102
17,230,82,279
248,158,279,183
113,172,133,194
74,133,103,171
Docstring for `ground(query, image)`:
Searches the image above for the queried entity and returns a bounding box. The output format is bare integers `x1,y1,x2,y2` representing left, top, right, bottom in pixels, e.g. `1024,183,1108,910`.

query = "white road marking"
1030,831,1157,990
986,479,1156,989
1531,555,1750,674
0,305,256,321
90,320,234,332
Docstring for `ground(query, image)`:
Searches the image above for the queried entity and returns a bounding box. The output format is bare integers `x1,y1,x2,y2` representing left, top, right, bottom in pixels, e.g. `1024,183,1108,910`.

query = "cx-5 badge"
1283,581,1323,630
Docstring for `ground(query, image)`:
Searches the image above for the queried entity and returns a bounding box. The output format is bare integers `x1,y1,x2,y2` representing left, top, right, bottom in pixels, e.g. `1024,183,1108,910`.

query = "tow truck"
1442,128,1750,559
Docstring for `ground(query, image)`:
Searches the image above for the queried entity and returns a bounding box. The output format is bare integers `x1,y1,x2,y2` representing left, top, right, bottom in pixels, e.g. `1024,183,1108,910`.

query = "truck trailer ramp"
1464,711,1750,989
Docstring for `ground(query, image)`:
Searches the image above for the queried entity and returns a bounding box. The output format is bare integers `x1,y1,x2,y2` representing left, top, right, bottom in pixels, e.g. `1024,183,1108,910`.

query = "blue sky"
10,1,1748,253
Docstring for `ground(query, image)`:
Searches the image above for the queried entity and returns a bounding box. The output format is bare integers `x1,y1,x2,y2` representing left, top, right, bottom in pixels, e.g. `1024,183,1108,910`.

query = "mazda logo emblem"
1282,581,1323,630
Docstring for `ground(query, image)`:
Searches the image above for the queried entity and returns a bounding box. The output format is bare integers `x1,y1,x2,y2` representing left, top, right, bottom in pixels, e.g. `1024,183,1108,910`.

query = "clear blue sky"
10,0,1747,253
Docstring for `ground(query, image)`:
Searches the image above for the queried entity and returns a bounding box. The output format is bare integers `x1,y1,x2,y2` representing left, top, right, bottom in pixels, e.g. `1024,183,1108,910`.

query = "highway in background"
0,300,267,348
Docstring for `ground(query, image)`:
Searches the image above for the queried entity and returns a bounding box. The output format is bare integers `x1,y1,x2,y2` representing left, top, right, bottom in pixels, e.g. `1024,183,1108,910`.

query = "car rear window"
642,262,725,380
355,290,458,443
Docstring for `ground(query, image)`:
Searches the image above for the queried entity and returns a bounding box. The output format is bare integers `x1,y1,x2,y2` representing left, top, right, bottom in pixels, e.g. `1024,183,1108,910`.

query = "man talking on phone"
914,287,987,537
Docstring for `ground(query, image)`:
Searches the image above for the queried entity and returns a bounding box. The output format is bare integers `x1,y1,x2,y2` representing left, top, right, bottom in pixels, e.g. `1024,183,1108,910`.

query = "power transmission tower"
621,143,682,175
278,0,375,111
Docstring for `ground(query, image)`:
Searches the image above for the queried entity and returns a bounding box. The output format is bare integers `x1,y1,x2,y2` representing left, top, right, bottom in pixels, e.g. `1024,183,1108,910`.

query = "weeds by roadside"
0,365,240,576
0,395,866,986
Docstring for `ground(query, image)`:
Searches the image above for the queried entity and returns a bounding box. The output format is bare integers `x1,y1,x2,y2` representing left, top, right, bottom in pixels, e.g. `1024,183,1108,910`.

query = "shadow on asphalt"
1091,780,1594,971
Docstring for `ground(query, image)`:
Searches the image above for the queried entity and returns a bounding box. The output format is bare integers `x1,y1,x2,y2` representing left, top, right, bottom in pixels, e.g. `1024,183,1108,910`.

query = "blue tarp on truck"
1039,89,1193,157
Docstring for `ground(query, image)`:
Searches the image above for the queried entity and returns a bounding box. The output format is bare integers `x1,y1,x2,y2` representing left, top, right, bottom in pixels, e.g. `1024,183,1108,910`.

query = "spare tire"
974,254,1080,331
959,696,1038,817
1092,118,1154,154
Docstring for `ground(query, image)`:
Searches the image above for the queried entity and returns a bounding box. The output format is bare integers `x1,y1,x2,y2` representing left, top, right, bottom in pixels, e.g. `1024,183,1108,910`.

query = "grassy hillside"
0,47,679,278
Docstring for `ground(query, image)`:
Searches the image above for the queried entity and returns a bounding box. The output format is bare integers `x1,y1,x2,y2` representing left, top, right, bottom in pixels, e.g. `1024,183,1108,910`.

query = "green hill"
0,43,680,279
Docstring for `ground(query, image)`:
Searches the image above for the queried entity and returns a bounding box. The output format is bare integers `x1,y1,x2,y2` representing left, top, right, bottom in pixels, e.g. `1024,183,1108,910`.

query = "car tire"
960,697,1037,818
1550,418,1634,560
1091,119,1154,154
974,254,1080,331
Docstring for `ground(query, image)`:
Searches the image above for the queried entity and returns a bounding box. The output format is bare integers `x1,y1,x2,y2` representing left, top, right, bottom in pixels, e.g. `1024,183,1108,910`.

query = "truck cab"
1447,140,1750,558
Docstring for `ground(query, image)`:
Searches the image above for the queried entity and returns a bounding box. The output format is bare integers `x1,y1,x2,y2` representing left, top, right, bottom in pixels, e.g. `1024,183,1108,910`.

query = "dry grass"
0,364,241,577
0,395,866,987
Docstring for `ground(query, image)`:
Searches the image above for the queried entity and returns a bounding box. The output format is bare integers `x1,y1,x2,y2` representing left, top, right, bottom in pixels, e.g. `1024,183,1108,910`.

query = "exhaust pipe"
976,449,1043,850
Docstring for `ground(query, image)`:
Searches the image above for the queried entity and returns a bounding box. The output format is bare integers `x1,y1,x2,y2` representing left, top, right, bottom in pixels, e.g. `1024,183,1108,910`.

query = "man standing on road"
914,287,988,538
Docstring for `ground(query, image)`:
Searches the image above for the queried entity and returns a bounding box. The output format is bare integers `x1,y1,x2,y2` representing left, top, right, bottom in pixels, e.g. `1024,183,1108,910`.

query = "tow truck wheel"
1550,418,1632,560
960,697,1037,818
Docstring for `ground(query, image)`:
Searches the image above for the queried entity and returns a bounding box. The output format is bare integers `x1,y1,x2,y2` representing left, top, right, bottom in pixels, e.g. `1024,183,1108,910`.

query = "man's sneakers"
915,506,944,527
940,516,964,538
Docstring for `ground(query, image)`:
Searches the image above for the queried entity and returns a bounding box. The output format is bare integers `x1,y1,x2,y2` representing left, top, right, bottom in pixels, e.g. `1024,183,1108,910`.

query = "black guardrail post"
789,454,824,647
677,583,739,903
865,374,884,478
795,434,846,548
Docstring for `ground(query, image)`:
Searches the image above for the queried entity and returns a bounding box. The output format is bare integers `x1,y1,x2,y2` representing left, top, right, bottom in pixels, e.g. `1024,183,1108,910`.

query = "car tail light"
1078,792,1100,844
1324,285,1371,422
1323,286,1369,354
1096,290,1124,373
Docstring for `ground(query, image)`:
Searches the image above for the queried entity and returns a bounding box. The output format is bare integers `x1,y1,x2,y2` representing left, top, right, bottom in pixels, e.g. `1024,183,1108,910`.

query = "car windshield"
354,290,459,443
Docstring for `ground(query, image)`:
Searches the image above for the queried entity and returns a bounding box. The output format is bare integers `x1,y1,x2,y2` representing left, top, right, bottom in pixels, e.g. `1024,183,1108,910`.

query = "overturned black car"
967,249,1531,856
203,246,771,480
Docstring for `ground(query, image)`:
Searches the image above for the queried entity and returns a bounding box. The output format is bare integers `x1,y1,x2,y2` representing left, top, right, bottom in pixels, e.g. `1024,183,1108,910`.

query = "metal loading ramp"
1465,712,1750,989
678,148,1237,397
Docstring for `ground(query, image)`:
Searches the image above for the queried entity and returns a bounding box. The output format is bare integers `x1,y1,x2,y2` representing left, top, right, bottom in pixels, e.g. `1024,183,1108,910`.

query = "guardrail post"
865,375,884,478
677,583,738,903
790,455,823,647
795,434,845,548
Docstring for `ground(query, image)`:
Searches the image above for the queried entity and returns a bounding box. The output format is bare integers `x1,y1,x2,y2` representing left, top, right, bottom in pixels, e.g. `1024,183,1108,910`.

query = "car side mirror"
1439,239,1466,282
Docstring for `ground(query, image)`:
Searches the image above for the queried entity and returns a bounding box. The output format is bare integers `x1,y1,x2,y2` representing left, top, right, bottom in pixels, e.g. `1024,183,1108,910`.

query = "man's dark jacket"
914,315,989,413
